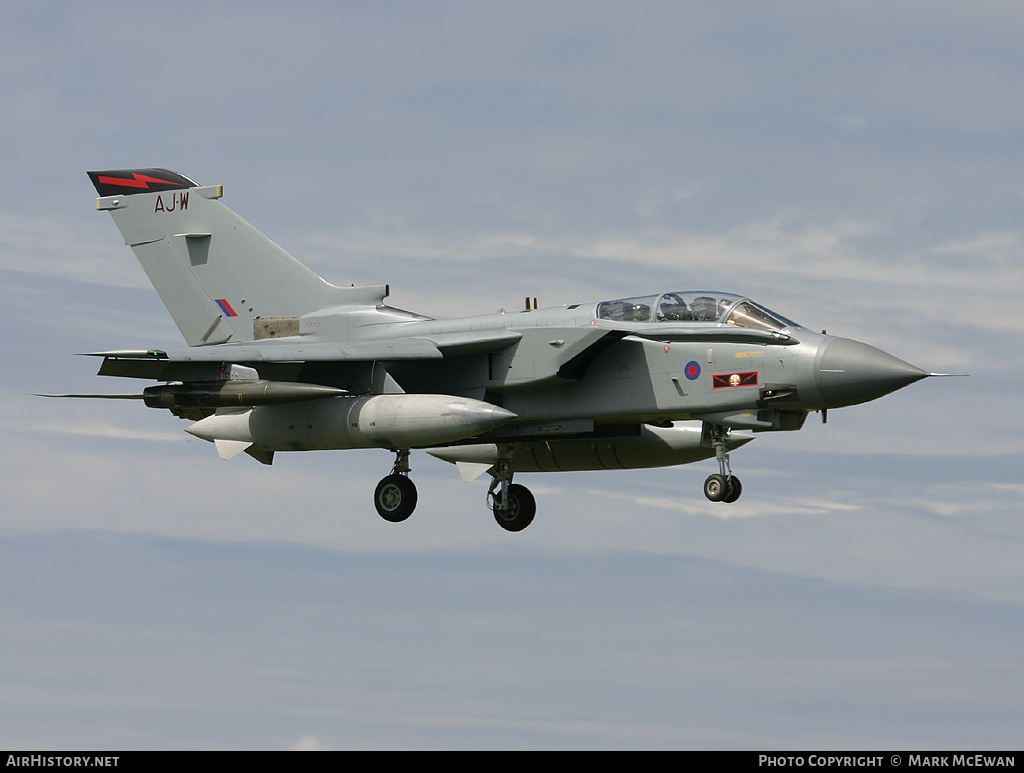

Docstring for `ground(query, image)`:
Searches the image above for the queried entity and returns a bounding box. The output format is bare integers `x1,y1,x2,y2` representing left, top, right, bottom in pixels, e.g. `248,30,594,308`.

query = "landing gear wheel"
724,476,743,503
702,422,744,504
703,474,730,503
374,474,418,522
492,483,536,532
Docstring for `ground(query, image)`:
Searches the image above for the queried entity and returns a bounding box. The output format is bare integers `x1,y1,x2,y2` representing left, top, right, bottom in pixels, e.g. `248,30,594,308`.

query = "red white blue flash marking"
215,299,238,317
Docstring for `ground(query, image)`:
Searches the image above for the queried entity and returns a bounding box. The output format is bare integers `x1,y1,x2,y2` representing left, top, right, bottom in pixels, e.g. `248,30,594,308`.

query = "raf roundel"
684,361,701,381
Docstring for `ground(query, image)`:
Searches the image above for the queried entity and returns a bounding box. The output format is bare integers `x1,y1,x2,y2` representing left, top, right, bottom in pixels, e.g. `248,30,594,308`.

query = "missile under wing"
61,168,943,532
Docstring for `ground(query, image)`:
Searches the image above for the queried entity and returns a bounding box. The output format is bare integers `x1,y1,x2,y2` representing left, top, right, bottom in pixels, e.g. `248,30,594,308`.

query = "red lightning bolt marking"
96,172,180,189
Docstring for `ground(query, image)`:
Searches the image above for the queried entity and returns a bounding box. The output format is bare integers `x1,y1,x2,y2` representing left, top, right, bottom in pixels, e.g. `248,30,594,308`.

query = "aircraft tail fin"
88,169,387,346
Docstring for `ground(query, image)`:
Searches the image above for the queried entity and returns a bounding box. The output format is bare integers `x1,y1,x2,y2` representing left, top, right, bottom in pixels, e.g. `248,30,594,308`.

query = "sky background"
1,1,1022,750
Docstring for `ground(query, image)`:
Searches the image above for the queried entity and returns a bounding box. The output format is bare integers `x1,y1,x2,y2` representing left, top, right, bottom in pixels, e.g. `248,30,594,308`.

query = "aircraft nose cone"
816,337,927,408
443,400,518,432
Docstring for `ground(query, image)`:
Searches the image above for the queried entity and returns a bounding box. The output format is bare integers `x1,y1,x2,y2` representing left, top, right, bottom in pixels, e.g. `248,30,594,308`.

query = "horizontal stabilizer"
87,330,524,380
97,339,445,364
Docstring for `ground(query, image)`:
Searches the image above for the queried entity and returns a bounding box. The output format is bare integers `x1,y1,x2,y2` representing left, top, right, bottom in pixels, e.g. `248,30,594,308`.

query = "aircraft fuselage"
78,169,937,530
322,298,925,433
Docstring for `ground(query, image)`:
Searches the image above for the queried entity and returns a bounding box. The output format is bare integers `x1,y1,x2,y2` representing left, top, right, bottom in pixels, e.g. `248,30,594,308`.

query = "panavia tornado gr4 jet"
65,168,940,531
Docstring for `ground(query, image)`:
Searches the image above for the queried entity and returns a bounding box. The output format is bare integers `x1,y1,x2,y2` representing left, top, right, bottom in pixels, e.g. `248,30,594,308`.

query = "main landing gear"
487,456,536,532
374,449,418,522
702,423,743,504
373,449,539,531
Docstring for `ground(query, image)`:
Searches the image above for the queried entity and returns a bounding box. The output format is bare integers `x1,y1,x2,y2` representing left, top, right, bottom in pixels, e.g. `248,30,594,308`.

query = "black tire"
374,474,417,522
492,483,537,532
703,473,730,502
723,476,743,503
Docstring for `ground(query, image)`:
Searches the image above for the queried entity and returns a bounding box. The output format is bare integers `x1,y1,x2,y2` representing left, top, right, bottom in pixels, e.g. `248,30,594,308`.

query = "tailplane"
89,168,384,346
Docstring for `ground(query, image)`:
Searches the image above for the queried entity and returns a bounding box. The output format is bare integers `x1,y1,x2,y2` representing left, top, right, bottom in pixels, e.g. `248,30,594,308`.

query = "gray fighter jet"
65,168,939,531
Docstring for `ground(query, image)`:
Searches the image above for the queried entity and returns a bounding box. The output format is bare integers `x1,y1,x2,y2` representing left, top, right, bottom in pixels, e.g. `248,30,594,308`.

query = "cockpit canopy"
596,292,799,330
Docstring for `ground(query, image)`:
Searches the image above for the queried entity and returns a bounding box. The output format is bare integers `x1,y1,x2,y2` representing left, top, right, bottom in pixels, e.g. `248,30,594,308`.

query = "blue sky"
1,1,1022,749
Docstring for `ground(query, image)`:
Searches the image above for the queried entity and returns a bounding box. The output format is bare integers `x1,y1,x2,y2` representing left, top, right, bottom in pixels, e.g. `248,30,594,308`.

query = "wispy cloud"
1,396,182,442
589,487,865,519
0,215,149,289
25,418,183,443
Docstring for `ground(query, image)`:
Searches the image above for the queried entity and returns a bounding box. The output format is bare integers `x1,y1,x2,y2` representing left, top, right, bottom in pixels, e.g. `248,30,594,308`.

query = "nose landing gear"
702,423,742,503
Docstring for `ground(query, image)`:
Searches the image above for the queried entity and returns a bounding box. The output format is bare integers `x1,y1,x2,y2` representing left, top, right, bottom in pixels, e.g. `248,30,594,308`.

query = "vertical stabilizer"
88,169,385,346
